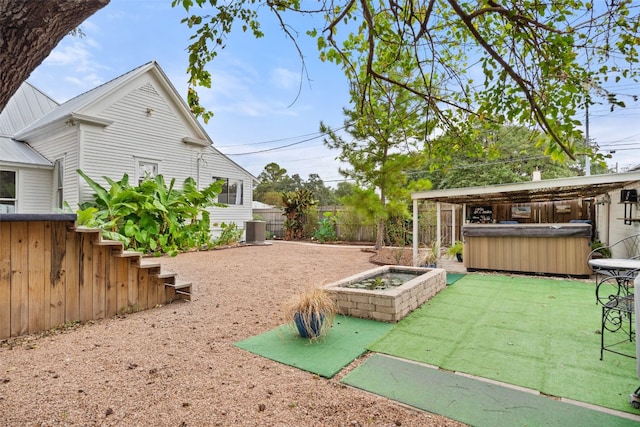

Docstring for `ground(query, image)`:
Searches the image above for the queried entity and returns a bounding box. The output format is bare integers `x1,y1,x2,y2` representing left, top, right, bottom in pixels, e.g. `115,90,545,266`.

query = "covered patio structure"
411,171,640,274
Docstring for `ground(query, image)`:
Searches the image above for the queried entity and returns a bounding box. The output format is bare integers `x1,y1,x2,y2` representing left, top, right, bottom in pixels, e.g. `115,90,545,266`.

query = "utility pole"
585,101,591,176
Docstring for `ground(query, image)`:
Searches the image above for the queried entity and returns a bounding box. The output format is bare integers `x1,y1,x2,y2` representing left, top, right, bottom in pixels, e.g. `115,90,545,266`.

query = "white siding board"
28,127,80,210
79,82,193,191
19,167,53,213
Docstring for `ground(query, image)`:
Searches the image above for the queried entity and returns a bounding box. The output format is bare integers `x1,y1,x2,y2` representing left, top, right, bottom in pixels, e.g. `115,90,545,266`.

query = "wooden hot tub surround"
462,223,592,277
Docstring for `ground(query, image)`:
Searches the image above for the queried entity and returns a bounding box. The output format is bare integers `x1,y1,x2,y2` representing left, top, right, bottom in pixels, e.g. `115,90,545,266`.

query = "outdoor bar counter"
462,223,592,276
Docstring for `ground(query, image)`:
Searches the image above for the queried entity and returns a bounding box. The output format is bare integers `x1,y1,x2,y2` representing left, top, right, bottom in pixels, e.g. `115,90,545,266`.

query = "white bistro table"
588,258,640,305
589,258,640,360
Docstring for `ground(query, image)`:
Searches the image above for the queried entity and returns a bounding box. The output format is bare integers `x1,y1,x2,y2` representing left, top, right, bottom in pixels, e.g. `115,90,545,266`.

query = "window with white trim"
213,177,243,205
54,158,64,209
0,170,16,213
136,158,159,185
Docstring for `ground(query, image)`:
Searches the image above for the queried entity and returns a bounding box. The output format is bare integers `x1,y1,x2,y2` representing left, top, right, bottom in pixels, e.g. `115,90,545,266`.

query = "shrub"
76,169,223,256
313,212,338,242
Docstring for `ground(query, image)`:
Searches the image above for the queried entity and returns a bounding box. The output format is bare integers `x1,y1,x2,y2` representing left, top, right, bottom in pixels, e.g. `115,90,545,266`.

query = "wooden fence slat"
157,276,167,305
65,226,79,322
147,268,158,308
137,268,149,310
105,251,117,317
0,222,11,339
28,222,46,333
128,260,138,309
92,246,106,320
79,234,94,322
49,221,67,328
10,222,29,337
115,258,129,314
43,222,52,330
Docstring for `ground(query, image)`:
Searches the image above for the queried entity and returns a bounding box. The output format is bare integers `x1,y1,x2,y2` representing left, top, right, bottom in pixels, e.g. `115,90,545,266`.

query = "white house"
0,61,257,236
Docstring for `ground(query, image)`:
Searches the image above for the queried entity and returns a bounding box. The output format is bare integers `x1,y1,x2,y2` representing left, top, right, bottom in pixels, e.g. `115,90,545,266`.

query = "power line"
215,130,334,148
221,125,347,156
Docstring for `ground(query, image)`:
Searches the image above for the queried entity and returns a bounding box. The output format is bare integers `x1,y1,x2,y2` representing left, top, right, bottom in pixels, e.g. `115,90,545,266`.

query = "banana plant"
76,169,223,255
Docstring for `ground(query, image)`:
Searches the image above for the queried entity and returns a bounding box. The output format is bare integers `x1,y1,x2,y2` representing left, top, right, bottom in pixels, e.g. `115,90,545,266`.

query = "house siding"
27,127,80,210
203,150,254,233
19,167,53,213
75,78,254,234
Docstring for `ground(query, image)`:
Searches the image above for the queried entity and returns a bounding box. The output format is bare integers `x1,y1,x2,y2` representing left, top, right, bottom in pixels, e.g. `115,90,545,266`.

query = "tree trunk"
0,0,109,112
374,219,384,250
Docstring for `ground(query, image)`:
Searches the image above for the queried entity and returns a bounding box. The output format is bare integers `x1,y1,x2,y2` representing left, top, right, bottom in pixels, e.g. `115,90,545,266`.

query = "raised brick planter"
324,265,447,323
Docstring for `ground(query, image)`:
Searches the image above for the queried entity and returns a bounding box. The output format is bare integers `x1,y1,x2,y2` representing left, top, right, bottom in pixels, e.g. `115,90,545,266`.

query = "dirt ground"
0,242,463,426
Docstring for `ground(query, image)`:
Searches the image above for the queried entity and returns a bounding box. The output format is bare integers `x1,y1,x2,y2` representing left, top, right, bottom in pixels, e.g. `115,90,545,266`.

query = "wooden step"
91,238,124,249
113,249,142,258
139,259,161,269
71,225,102,233
157,271,177,280
166,280,192,301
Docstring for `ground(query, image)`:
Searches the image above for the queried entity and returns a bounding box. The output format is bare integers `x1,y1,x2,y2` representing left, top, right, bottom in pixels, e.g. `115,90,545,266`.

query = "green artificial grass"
234,315,393,378
368,274,640,415
342,353,638,427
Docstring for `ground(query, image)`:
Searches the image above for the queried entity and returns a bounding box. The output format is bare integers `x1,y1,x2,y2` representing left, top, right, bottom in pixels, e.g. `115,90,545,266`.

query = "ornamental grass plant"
283,287,337,340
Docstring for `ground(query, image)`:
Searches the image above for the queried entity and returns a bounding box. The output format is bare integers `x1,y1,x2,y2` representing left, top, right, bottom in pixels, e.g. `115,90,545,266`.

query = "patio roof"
412,171,640,205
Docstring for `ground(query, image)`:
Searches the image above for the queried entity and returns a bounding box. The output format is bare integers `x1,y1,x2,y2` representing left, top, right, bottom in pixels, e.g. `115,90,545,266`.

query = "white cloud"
269,67,300,90
41,25,108,93
205,64,302,118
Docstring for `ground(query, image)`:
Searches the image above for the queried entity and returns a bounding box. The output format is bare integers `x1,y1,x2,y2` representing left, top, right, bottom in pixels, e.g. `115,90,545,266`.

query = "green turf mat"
342,354,638,427
446,273,465,285
234,316,393,378
369,274,640,415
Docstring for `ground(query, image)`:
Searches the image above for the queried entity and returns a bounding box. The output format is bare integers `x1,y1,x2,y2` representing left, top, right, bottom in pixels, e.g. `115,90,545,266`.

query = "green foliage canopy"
421,125,605,190
173,0,640,164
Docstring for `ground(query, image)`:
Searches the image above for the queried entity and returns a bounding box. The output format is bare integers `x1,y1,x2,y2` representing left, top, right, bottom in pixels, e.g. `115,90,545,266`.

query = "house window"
213,177,243,205
54,158,64,209
136,158,159,185
0,170,16,213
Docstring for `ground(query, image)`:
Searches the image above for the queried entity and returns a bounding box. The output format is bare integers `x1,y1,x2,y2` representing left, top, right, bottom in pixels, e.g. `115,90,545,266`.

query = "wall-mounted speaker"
621,189,638,203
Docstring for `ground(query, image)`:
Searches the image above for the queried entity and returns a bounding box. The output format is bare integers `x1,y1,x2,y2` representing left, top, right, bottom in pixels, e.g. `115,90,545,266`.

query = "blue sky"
27,0,640,184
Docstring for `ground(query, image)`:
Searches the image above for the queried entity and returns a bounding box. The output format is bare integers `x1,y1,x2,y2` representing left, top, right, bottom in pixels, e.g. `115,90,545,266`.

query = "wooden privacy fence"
0,214,191,340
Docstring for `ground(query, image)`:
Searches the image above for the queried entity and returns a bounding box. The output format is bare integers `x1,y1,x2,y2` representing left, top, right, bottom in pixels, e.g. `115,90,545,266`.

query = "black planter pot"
456,253,463,262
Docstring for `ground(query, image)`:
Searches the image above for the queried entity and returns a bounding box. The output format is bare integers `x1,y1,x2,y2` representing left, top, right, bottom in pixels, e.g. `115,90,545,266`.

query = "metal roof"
0,82,58,136
0,136,51,167
412,171,640,204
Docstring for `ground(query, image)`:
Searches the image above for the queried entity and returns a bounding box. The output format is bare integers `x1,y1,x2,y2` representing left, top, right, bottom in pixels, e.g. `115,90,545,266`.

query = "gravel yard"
0,241,464,426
